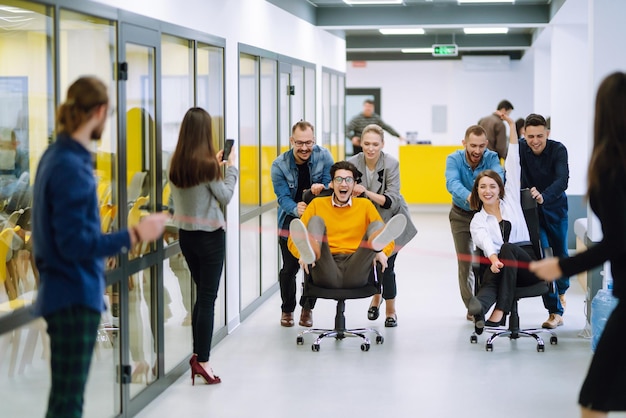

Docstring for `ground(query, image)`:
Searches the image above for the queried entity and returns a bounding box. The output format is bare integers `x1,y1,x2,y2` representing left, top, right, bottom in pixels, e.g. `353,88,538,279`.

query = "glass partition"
160,34,194,374
197,42,226,331
0,1,52,317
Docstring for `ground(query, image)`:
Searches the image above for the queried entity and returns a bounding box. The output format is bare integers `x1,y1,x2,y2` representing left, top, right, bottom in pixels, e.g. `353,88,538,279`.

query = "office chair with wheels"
296,264,384,352
470,188,558,352
294,188,385,352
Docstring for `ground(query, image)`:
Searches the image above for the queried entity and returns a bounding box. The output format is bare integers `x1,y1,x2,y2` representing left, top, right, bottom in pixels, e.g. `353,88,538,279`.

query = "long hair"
56,76,108,134
169,107,221,188
469,170,505,211
588,72,626,197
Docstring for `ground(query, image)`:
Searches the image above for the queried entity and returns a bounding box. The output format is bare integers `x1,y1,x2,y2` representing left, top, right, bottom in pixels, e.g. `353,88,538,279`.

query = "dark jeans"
179,228,225,363
381,253,398,300
278,238,316,312
45,305,101,418
540,217,570,315
474,243,542,315
449,205,476,308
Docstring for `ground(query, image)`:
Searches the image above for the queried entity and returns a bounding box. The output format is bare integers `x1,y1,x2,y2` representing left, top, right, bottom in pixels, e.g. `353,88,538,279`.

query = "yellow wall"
399,145,462,204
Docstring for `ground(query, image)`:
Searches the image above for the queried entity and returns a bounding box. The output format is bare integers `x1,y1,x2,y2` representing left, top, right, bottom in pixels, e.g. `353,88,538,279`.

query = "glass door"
119,23,163,417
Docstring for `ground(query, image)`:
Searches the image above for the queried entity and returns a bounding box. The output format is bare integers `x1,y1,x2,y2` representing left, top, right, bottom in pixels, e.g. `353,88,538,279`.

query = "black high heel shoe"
485,316,507,327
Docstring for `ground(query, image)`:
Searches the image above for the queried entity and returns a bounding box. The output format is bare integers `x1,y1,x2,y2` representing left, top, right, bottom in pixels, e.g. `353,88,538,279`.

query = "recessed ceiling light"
401,48,433,54
379,28,425,35
343,0,403,5
463,27,509,34
458,0,514,4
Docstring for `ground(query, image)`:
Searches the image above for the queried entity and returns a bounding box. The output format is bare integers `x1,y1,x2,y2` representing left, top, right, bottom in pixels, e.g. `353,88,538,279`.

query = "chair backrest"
520,188,543,260
302,188,333,205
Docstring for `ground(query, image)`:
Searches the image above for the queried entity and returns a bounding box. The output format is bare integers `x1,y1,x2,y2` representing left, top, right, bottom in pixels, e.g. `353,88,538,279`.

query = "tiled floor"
135,208,625,418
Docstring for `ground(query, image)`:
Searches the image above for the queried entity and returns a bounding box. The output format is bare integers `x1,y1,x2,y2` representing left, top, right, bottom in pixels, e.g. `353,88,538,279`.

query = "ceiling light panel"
463,27,509,34
401,48,433,54
343,0,403,5
458,0,514,4
379,28,425,35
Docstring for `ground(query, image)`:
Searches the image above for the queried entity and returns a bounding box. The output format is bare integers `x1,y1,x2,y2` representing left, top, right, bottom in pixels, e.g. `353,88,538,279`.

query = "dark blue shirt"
33,133,131,316
519,138,569,224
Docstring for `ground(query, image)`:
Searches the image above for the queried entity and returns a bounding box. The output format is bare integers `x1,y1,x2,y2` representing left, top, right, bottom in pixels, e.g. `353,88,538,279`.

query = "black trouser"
381,253,398,300
474,243,542,315
278,238,316,313
179,228,225,363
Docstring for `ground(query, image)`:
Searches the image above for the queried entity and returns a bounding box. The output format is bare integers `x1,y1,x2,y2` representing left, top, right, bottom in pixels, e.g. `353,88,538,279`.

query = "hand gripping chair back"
470,188,558,352
295,188,385,352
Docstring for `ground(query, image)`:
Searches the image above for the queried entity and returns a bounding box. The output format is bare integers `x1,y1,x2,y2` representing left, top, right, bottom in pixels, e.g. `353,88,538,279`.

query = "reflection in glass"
0,3,52,316
240,217,260,309
239,54,260,213
260,58,277,205
163,251,193,374
127,268,156,396
261,209,278,292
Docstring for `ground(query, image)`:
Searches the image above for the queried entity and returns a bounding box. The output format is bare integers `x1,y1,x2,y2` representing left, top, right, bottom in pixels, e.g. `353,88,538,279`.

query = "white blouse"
470,143,530,258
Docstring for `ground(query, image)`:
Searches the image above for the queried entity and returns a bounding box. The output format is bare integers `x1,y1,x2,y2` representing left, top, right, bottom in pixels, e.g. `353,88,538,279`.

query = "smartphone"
223,139,235,161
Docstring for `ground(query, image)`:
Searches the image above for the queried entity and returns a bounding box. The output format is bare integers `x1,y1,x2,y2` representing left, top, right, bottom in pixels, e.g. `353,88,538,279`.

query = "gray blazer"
348,152,417,252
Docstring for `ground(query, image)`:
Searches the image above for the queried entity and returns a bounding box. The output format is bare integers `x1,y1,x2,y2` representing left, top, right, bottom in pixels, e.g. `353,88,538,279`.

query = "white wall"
346,58,534,146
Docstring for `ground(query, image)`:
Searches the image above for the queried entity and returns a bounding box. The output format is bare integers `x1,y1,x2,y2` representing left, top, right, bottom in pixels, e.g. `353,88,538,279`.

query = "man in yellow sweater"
288,161,406,289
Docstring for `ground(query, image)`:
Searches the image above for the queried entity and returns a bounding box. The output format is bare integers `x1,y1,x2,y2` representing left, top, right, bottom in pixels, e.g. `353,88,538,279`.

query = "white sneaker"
371,214,407,252
289,219,317,264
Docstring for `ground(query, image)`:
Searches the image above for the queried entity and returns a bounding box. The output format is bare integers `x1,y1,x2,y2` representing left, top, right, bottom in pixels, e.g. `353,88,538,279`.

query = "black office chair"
294,188,385,352
470,188,558,352
296,265,384,352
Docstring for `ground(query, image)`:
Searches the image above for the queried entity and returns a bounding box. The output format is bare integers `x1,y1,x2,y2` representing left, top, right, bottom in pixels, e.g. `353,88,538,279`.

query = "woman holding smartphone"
169,107,237,385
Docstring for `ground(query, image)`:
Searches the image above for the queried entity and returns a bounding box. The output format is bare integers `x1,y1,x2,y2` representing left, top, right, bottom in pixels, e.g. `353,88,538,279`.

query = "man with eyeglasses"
271,120,334,327
288,161,406,289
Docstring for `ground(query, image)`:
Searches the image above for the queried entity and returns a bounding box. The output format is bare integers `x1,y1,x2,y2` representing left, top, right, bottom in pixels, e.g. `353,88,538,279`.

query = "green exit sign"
432,44,458,57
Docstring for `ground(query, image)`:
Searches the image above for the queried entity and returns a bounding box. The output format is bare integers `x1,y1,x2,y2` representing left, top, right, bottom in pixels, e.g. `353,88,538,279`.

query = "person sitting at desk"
467,112,543,334
287,160,406,289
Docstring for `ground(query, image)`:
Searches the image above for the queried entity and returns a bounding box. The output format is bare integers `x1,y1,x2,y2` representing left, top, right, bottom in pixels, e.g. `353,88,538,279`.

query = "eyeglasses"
293,140,314,148
333,176,354,185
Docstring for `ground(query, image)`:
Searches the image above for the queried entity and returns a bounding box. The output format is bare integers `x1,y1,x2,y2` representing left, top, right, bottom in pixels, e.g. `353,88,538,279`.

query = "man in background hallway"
478,99,514,160
346,99,405,155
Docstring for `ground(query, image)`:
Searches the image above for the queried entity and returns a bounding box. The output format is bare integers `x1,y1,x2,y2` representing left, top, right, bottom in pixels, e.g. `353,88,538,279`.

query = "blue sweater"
33,133,131,316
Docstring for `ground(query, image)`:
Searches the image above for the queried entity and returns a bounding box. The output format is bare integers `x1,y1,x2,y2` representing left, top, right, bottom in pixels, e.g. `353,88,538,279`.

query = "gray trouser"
308,216,382,289
449,205,476,309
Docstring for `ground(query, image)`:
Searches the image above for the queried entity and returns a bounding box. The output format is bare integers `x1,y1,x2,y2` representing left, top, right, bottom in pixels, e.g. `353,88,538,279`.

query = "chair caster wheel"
296,336,304,345
470,335,478,344
375,335,384,344
361,343,370,351
486,343,493,351
550,336,558,345
312,344,320,352
537,344,545,352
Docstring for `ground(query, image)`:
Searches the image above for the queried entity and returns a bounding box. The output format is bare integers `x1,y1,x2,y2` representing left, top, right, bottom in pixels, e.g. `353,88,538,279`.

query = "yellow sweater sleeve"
287,197,395,258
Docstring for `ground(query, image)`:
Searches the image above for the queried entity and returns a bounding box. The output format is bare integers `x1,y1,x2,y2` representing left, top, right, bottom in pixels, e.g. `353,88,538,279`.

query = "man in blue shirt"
271,121,333,327
33,77,167,418
520,113,569,329
446,125,505,320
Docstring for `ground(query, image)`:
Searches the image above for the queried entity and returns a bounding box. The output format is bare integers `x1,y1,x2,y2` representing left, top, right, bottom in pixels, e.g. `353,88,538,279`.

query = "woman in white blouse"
467,113,543,334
